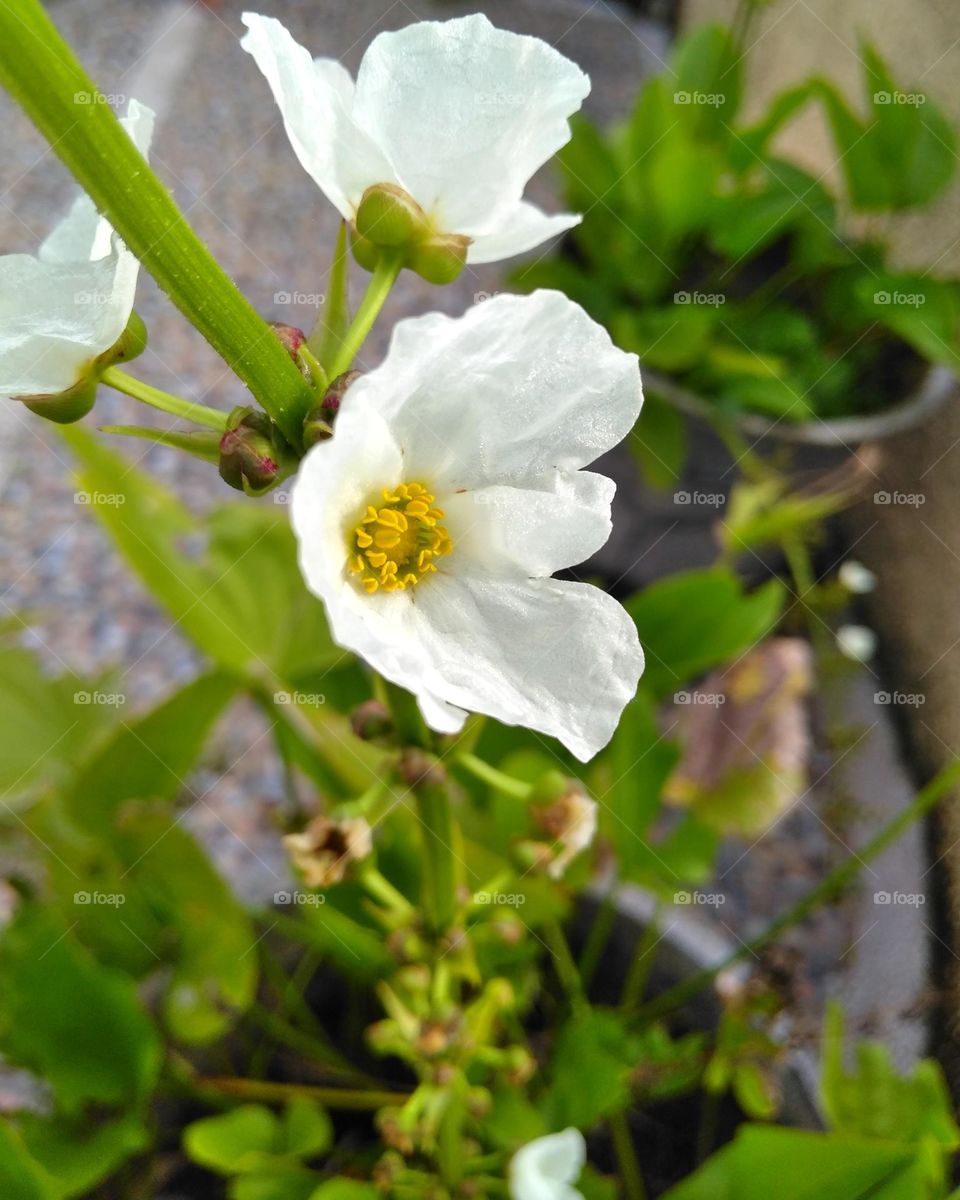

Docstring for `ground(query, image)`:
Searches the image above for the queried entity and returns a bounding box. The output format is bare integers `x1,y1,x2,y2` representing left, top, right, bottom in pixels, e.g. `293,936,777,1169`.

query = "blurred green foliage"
515,25,960,442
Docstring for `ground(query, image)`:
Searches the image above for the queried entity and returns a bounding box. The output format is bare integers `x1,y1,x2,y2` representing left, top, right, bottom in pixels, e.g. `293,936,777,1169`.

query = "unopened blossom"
240,14,588,272
0,100,154,411
290,290,644,762
510,1128,586,1200
283,815,373,887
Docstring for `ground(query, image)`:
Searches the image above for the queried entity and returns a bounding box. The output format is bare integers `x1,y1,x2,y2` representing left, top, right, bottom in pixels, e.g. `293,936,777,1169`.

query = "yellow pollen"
347,481,452,594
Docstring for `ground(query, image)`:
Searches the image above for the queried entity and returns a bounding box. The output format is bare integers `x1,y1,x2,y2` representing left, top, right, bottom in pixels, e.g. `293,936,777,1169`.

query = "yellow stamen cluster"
348,482,452,594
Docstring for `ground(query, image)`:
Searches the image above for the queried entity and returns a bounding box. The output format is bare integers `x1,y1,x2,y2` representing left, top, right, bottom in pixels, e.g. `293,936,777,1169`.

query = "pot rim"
644,364,956,447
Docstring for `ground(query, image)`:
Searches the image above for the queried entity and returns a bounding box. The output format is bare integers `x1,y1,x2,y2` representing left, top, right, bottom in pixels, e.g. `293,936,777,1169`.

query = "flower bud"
531,779,597,880
19,374,97,425
268,321,310,379
303,369,361,448
409,233,469,285
350,698,395,744
355,182,430,248
398,749,447,789
283,814,373,888
218,408,292,497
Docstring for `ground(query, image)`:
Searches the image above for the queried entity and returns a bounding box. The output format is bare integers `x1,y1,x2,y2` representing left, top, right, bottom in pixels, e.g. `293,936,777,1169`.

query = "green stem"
359,863,415,918
414,775,458,935
193,1073,409,1112
458,752,532,800
101,367,227,431
610,1109,647,1200
0,1,313,445
544,920,586,1010
633,759,960,1023
328,251,403,378
619,905,663,1012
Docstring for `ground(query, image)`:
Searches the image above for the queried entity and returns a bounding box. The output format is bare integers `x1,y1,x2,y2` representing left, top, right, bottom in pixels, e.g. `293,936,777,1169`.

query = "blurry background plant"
514,12,959,463
1,0,959,1198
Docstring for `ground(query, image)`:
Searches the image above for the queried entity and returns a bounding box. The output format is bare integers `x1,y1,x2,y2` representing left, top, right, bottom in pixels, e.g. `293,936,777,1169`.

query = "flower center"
348,482,452,594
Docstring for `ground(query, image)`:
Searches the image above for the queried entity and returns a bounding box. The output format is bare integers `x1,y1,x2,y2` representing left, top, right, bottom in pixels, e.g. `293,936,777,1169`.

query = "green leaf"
544,1009,640,1127
64,671,237,829
660,1126,926,1200
625,569,785,698
0,907,160,1115
613,305,718,372
0,1123,57,1200
230,1173,322,1200
184,1106,280,1175
821,1002,960,1148
280,1098,333,1158
99,424,221,464
0,645,114,811
672,24,742,135
19,1112,150,1200
308,1183,380,1200
591,690,680,883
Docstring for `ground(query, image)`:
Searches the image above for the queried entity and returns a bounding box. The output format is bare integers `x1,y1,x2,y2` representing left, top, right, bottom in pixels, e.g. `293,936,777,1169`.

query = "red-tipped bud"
218,408,292,496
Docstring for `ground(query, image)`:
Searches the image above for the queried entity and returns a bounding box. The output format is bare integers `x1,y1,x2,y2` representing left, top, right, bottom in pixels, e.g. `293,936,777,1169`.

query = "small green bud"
303,369,361,448
19,373,97,425
355,182,430,248
268,321,311,379
218,407,292,496
409,233,469,285
528,770,571,806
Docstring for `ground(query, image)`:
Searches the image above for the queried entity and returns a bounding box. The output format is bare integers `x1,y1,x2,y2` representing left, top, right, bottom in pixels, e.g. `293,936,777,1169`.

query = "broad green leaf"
64,670,237,829
0,645,114,811
19,1111,150,1200
544,1009,640,1127
660,1126,924,1200
184,1105,280,1174
625,569,785,698
280,1098,333,1158
591,690,680,883
308,1183,381,1200
613,305,718,372
231,1172,321,1200
671,24,742,135
822,1002,959,1148
0,1123,56,1200
0,907,159,1115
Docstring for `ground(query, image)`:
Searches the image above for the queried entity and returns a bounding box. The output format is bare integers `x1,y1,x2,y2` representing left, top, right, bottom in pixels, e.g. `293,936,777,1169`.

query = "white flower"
839,560,877,594
0,99,154,401
290,290,644,762
836,624,876,662
240,13,588,266
510,1128,586,1200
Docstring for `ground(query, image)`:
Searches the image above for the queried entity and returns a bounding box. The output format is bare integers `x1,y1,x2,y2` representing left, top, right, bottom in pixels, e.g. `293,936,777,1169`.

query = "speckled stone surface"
0,0,925,1076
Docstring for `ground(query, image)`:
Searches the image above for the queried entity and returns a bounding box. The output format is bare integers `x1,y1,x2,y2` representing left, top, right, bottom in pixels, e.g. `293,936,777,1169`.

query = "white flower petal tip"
0,98,155,402
290,290,645,763
239,12,589,264
509,1128,586,1200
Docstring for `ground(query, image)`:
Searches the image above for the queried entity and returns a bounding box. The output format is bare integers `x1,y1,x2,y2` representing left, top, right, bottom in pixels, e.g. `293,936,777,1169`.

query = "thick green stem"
328,252,403,378
633,759,960,1023
0,1,313,445
414,774,458,935
101,367,227,431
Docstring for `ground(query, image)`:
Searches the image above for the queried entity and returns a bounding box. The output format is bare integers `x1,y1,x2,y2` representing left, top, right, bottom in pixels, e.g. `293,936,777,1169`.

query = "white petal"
467,201,581,265
412,573,644,762
442,470,615,577
0,255,123,395
240,13,394,218
510,1129,586,1200
352,15,588,234
348,290,642,491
